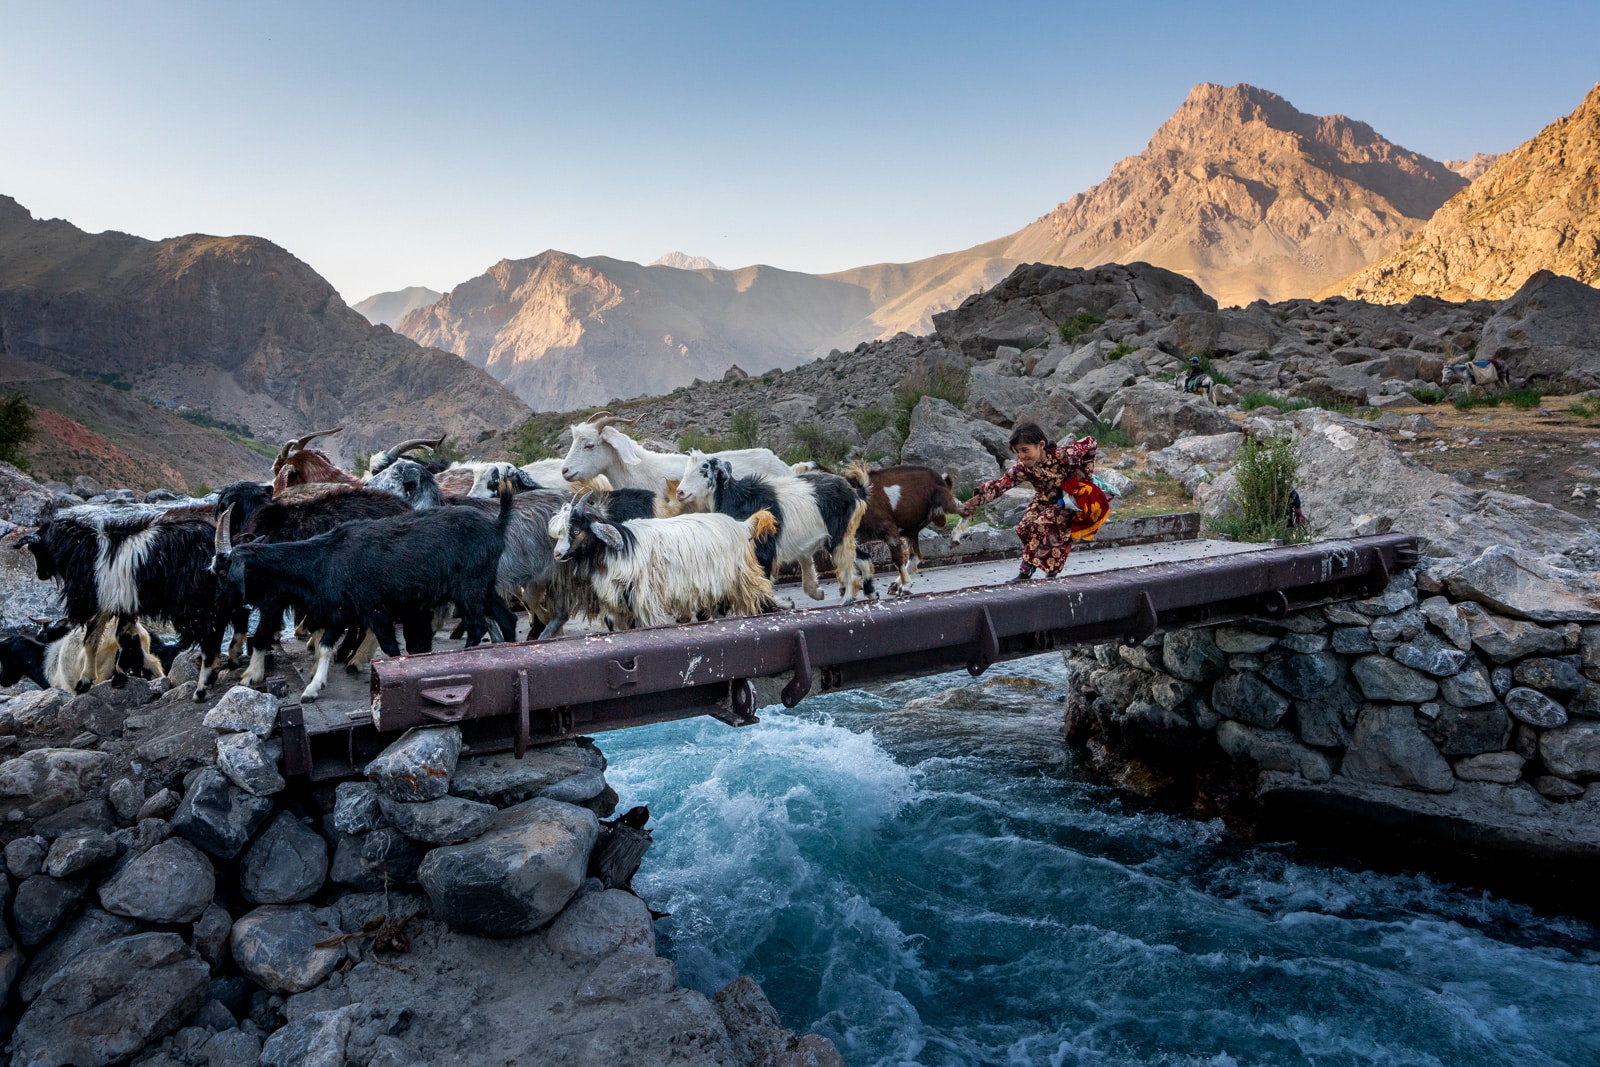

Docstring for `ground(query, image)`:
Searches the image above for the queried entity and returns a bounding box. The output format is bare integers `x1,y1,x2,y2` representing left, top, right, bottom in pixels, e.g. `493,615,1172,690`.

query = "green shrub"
1089,420,1130,448
0,392,35,469
1056,311,1105,345
1452,393,1500,412
784,422,853,468
729,408,761,449
1572,398,1600,418
678,429,733,454
892,365,970,443
1407,386,1448,405
1106,341,1137,361
510,410,586,464
1504,387,1543,410
1205,434,1312,544
849,405,892,439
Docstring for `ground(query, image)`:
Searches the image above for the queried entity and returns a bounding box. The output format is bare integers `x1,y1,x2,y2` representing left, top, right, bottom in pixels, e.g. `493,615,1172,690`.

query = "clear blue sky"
4,1,1596,302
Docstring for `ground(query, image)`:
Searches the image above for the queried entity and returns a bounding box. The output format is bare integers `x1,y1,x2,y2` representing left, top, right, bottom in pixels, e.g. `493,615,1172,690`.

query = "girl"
961,421,1098,582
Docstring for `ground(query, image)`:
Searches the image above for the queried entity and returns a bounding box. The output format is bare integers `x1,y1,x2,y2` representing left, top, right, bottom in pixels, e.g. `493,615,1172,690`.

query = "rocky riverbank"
0,667,843,1066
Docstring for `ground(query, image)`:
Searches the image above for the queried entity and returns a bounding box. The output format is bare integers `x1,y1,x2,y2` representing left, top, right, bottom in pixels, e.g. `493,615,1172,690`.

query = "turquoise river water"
599,655,1600,1067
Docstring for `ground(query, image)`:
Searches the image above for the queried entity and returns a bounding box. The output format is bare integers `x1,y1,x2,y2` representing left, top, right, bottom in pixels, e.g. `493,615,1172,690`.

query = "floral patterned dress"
968,436,1098,575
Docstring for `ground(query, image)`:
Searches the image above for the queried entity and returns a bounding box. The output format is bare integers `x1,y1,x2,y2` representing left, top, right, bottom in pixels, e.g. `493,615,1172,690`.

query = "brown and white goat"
848,462,963,595
272,428,362,494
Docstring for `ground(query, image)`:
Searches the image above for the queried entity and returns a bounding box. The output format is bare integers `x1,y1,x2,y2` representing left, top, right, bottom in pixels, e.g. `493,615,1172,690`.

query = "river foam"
601,657,1600,1067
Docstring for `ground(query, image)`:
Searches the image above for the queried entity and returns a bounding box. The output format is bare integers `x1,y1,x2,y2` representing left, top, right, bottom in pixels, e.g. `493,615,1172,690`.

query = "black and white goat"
212,481,518,702
676,451,871,602
18,506,232,699
548,496,779,629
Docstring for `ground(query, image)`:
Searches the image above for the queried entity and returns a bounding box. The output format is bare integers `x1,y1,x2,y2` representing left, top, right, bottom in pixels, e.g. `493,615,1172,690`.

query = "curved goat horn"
215,506,235,554
388,435,446,458
291,427,344,452
583,411,613,425
585,412,643,431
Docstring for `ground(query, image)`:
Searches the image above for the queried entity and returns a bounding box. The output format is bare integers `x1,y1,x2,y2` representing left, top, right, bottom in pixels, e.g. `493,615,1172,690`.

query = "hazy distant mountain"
397,252,872,411
1332,84,1600,303
1445,153,1502,181
650,252,723,271
0,196,528,464
353,285,442,327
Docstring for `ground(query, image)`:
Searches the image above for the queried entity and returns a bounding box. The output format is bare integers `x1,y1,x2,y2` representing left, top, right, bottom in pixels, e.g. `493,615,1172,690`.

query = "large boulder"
418,797,598,937
1478,271,1600,390
365,726,463,803
1441,545,1600,623
230,905,344,995
97,838,215,923
0,749,111,819
965,365,1089,433
1099,381,1235,450
239,812,330,904
451,741,608,806
900,397,1006,490
11,932,209,1067
1340,704,1455,793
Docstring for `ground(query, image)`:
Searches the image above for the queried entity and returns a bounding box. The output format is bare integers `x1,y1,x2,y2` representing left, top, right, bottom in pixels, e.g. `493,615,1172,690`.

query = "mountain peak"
651,252,723,271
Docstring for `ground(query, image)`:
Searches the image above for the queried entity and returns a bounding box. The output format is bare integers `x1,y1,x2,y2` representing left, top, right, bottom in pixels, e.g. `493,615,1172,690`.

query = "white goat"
559,412,791,501
548,498,778,629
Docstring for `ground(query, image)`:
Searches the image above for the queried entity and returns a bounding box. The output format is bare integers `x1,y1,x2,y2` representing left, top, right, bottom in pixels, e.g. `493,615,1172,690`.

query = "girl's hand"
959,499,976,518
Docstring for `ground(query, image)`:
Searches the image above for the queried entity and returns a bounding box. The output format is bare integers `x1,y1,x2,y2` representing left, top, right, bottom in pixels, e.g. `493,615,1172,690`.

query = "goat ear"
600,426,644,466
593,522,624,550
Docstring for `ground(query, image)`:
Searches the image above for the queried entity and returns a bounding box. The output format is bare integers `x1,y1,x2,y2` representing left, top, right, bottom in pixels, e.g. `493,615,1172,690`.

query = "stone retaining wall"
1063,542,1600,866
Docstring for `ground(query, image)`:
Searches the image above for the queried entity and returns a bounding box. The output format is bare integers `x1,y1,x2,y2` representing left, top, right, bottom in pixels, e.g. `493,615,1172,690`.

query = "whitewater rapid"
601,656,1600,1067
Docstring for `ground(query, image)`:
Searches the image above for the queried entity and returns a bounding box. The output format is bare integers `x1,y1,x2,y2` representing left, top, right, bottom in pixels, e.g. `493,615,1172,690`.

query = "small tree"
729,408,761,449
0,392,36,470
1207,433,1312,544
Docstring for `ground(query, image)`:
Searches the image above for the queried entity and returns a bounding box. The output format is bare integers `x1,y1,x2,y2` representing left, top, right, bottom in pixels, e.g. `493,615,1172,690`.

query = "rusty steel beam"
280,533,1417,780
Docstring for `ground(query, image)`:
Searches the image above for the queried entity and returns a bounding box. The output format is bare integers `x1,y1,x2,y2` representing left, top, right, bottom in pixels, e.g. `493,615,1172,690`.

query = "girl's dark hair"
1008,421,1051,450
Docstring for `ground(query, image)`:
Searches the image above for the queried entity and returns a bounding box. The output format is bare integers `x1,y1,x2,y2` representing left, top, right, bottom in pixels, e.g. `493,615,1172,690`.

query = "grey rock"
1419,596,1472,651
99,837,216,923
378,793,497,845
418,797,598,936
108,778,145,824
1392,635,1469,677
1099,381,1235,449
5,689,72,733
1512,656,1587,698
1216,720,1333,781
43,830,118,879
1213,626,1276,654
1331,627,1377,654
35,797,115,838
1294,678,1362,749
18,907,139,1003
191,997,236,1031
1211,671,1290,728
201,686,279,738
1261,651,1345,700
1424,699,1512,757
11,933,209,1067
900,396,1007,489
1280,632,1330,654
137,788,180,822
1350,655,1437,703
1460,601,1567,663
14,874,86,946
214,732,285,796
229,905,344,995
1505,687,1568,728
1444,544,1600,623
1536,723,1600,780
0,748,112,818
192,903,232,972
1453,752,1525,784
1437,663,1496,707
576,952,679,1003
450,741,608,806
6,836,47,879
205,1029,262,1067
1368,607,1426,644
329,827,426,891
1161,629,1227,684
240,812,330,905
331,782,384,835
1340,704,1455,793
1572,683,1600,720
1583,624,1600,677
260,1003,359,1067
365,726,462,803
1534,775,1586,799
1492,666,1515,698
544,886,658,962
1353,579,1419,617
170,768,274,859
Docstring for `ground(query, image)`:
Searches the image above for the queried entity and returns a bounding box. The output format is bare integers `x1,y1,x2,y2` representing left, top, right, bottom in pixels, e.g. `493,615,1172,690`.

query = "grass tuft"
1205,434,1313,544
1056,311,1105,345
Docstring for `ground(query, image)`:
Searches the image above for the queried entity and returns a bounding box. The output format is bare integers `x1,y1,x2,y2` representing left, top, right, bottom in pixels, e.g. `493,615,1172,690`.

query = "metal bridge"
280,530,1418,780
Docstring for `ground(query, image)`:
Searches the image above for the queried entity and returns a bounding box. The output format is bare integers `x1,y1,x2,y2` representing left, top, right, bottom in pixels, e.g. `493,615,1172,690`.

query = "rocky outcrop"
1477,271,1600,390
351,286,441,328
0,196,529,464
1332,83,1600,303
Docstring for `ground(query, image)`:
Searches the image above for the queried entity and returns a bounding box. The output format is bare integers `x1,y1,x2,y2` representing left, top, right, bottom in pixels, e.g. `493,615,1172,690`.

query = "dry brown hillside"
1331,84,1600,303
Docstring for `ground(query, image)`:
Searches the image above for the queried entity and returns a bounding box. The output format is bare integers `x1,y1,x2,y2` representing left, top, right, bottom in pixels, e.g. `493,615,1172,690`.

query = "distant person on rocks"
960,421,1100,582
1182,356,1207,394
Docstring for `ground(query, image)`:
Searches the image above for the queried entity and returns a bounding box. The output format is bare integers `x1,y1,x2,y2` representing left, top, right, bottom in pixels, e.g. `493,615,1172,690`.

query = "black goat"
213,481,519,702
214,480,414,686
18,507,232,699
0,627,50,689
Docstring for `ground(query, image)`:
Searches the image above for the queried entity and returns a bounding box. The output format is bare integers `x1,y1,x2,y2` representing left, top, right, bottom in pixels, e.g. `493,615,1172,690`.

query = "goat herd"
0,413,962,705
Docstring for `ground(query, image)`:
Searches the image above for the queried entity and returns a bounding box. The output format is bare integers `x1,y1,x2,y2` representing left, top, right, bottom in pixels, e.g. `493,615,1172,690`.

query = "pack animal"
676,452,871,602
548,495,779,629
1442,358,1508,389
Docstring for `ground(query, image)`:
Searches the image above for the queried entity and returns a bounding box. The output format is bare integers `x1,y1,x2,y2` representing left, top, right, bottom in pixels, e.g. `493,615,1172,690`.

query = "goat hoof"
74,680,92,695
301,691,319,703
192,688,208,703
